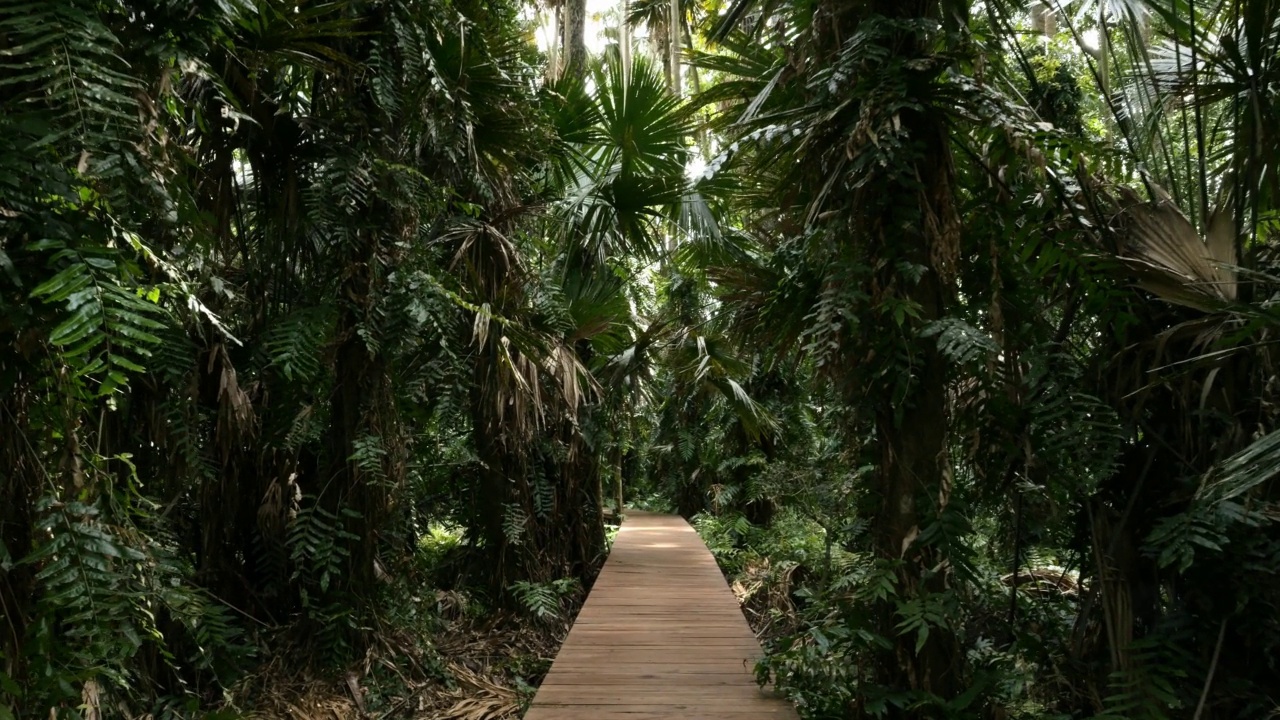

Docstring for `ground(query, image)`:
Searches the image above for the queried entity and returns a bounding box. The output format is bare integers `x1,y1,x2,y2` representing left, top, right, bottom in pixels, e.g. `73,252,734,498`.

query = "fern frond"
921,318,999,367
27,498,146,696
0,0,141,154
502,504,529,546
288,501,359,599
262,305,334,383
28,238,168,395
510,578,580,622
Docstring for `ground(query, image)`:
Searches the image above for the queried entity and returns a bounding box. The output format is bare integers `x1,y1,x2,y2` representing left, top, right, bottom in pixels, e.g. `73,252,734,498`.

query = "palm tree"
694,0,975,704
1,0,561,710
1044,2,1280,713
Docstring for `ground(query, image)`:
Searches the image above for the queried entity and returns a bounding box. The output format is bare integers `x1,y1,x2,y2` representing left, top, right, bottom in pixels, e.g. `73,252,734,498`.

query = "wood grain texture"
524,511,800,720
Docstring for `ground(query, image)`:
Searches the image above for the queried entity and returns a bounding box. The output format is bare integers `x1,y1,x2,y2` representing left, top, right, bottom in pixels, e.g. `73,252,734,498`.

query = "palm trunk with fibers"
620,0,632,85
470,364,607,592
192,65,305,611
820,0,962,702
470,360,517,590
460,232,607,593
555,424,608,581
546,3,562,81
667,0,682,95
652,6,673,89
322,216,405,603
563,0,589,80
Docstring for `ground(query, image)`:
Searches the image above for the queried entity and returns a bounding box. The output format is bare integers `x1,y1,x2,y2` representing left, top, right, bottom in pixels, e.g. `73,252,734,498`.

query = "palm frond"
1115,185,1238,310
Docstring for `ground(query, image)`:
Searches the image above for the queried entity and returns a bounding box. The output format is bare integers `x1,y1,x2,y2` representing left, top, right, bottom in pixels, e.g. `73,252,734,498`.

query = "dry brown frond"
437,665,520,720
732,558,800,640
1116,185,1238,310
225,606,569,720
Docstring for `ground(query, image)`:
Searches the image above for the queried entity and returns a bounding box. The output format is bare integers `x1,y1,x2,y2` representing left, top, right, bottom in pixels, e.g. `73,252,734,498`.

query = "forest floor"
728,558,804,645
227,525,800,719
232,598,577,720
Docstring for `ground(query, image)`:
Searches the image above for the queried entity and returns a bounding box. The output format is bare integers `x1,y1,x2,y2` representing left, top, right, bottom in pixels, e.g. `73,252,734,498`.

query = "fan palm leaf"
549,54,695,265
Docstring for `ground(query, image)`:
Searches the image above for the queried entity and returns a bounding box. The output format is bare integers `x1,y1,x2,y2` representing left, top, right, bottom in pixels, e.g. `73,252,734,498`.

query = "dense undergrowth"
695,509,1087,718
225,523,590,720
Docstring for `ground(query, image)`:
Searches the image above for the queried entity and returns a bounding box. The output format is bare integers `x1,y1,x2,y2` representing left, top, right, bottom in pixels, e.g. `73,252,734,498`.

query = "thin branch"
1192,618,1228,720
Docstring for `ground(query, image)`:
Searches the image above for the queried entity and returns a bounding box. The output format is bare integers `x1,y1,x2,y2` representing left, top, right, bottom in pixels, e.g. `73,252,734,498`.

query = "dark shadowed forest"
2,0,1279,717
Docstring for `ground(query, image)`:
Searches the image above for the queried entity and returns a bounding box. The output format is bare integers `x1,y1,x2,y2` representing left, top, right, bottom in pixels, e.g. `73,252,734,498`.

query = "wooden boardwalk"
524,511,799,720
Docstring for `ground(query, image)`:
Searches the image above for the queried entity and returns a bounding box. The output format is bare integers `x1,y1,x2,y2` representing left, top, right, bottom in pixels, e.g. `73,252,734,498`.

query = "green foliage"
27,236,167,396
502,504,530,547
19,478,251,714
1026,48,1086,136
671,1,1280,719
509,578,581,623
289,502,360,602
2,0,581,712
262,306,334,384
4,0,1280,717
921,319,999,368
26,499,147,696
417,524,465,571
693,512,754,571
0,0,141,149
1094,633,1192,720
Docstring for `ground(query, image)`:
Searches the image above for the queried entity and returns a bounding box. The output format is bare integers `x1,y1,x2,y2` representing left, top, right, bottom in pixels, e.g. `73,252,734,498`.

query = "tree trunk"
0,377,35,681
619,0,632,82
470,366,514,590
615,453,625,515
826,0,962,706
652,8,672,88
562,0,588,80
322,224,397,600
870,280,958,697
546,5,561,81
667,0,682,95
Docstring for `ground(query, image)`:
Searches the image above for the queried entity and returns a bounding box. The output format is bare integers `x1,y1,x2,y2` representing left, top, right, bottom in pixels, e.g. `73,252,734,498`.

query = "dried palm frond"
437,664,521,720
1115,185,1238,311
732,558,800,638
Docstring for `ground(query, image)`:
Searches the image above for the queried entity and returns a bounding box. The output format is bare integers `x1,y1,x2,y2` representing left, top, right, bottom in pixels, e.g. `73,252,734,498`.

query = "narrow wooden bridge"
525,511,799,719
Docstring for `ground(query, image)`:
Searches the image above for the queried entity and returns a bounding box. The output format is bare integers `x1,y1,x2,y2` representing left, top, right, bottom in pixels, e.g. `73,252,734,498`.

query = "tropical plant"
4,0,1280,718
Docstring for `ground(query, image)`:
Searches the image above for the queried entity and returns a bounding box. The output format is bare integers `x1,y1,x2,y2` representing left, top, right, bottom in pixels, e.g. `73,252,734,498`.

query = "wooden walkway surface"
524,511,799,719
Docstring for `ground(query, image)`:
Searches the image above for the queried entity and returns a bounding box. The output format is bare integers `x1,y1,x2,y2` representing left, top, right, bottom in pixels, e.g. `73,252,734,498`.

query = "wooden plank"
524,707,793,712
524,510,798,720
525,705,797,719
560,632,761,643
546,651,762,663
539,673,760,685
547,661,760,671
